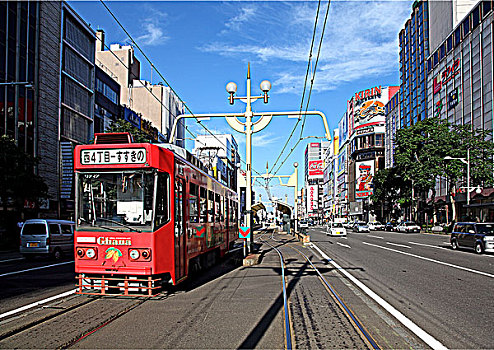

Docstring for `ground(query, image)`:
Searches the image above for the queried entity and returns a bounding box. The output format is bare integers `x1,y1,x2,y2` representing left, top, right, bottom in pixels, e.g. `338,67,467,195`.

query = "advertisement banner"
338,112,348,144
308,160,324,179
355,160,374,198
337,149,346,176
307,185,318,213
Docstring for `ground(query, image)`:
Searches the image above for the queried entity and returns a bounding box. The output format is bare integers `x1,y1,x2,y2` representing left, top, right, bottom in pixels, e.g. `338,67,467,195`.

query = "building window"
62,107,91,143
64,47,92,88
483,1,491,17
472,5,480,29
447,35,453,52
63,78,91,117
64,16,94,62
463,16,470,37
454,27,462,47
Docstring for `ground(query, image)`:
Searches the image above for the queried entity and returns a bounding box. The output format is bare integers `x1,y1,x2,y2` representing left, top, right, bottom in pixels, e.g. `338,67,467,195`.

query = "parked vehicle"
451,222,494,254
327,222,347,237
299,220,309,230
396,221,421,233
353,222,370,233
385,221,398,231
368,221,385,231
19,219,75,260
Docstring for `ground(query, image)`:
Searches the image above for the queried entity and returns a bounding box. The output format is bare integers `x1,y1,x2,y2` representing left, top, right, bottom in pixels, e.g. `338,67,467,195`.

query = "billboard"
308,160,324,179
307,185,318,213
355,160,374,198
338,112,348,144
337,148,346,176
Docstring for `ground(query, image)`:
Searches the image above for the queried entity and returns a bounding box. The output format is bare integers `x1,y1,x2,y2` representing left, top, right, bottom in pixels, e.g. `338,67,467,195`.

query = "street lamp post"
445,149,471,205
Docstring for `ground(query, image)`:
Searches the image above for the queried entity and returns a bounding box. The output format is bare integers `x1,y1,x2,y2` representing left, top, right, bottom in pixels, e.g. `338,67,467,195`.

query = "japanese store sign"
433,58,460,94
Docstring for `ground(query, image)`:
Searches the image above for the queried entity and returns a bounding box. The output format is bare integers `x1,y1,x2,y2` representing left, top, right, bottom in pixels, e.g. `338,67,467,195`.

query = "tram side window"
200,187,207,223
189,183,199,223
208,190,214,222
215,194,221,222
155,172,170,229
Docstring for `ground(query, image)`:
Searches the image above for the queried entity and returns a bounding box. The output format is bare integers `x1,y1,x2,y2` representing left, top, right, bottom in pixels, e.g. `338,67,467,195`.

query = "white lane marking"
409,241,448,250
309,243,447,350
0,261,74,278
0,257,24,263
387,242,411,249
368,235,384,239
336,242,351,249
0,289,77,320
363,242,494,278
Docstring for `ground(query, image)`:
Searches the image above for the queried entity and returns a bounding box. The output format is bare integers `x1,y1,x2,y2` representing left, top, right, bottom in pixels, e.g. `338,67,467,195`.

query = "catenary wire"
98,0,263,176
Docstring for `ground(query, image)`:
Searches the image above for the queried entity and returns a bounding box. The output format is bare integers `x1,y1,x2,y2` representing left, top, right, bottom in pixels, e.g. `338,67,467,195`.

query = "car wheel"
53,248,63,260
451,239,458,250
475,242,483,254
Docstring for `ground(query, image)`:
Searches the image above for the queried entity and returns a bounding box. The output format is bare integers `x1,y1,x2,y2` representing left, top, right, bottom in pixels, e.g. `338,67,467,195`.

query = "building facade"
426,0,494,221
385,89,400,169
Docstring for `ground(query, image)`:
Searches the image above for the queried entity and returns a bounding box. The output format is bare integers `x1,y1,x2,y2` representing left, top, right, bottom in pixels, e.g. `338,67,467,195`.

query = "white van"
19,219,75,260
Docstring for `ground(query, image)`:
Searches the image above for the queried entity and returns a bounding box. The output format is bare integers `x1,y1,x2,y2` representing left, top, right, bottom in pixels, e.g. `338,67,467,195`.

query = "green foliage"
0,136,48,210
104,119,155,143
373,117,494,221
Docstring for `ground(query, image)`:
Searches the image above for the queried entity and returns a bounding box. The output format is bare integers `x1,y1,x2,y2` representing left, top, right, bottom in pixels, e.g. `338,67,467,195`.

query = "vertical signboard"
307,185,318,215
355,160,374,198
60,142,74,199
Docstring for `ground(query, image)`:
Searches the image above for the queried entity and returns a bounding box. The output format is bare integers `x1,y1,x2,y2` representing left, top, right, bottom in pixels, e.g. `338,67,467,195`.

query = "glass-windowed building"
399,0,430,128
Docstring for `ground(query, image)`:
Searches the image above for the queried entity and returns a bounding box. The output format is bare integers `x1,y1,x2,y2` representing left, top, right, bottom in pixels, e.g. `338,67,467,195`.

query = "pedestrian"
17,220,24,234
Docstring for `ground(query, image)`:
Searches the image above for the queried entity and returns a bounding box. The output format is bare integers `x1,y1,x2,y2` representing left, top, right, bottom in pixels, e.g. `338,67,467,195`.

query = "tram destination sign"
81,148,147,165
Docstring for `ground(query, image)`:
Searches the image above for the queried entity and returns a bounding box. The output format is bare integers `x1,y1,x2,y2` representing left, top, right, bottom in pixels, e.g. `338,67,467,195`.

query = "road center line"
309,243,447,350
0,289,77,320
368,235,384,239
0,257,24,263
363,242,494,278
387,242,411,249
0,261,74,278
336,242,351,249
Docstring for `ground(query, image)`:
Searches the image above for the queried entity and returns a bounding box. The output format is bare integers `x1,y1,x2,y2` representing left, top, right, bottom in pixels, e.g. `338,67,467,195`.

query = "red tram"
74,133,239,296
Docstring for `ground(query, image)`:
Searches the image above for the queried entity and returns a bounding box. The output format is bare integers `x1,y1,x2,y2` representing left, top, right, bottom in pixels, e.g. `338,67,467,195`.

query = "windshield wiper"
96,217,142,233
79,218,123,232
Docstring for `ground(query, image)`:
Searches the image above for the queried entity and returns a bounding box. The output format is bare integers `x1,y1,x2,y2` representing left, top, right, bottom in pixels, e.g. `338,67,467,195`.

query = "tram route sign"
239,226,251,239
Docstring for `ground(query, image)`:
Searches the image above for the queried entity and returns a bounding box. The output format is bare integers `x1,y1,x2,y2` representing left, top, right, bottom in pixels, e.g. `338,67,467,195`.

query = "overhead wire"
98,0,263,176
267,0,322,176
271,0,331,177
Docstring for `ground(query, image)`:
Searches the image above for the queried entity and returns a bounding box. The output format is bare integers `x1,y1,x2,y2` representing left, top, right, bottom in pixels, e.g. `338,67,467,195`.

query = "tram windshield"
77,171,155,231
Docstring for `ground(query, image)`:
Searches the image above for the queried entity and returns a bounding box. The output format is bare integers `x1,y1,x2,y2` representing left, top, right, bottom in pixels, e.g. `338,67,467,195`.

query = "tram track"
259,230,378,349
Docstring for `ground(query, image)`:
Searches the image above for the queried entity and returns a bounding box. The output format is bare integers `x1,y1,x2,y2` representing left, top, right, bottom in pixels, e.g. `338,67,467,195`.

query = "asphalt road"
307,226,494,349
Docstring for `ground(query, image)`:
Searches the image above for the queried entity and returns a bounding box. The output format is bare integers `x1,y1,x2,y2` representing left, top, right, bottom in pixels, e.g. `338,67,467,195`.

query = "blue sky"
70,0,412,208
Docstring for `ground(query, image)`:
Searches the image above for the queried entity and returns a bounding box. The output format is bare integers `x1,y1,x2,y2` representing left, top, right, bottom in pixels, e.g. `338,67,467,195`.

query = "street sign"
239,226,251,239
195,226,206,238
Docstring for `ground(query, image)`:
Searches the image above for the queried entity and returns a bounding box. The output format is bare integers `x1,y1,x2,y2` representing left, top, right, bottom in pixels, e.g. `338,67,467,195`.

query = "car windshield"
476,224,494,235
332,223,343,228
358,222,367,225
405,222,417,226
77,171,155,231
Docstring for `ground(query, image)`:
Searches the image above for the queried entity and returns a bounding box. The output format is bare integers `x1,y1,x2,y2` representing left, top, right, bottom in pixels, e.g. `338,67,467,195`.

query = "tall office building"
399,0,430,128
0,1,95,220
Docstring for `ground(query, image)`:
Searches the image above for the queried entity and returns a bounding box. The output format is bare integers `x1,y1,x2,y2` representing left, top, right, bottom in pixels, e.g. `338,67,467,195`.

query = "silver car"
396,221,421,233
353,222,370,233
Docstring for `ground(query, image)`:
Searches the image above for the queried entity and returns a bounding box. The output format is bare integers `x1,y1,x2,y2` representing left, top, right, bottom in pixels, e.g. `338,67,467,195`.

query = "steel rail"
291,246,381,350
258,230,293,350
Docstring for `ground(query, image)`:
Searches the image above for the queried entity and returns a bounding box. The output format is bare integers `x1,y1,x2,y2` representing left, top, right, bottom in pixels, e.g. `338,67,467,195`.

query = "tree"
0,136,48,245
104,119,155,143
370,167,409,221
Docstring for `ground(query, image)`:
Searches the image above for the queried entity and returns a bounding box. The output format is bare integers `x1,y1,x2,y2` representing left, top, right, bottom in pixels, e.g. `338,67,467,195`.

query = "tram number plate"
27,242,39,247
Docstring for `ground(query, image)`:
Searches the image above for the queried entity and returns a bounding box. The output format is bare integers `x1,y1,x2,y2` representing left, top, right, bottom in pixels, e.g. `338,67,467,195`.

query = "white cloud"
201,1,411,93
252,132,282,147
133,7,168,46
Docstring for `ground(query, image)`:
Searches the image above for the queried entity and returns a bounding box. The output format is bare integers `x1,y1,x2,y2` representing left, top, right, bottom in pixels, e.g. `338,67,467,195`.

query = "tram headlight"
141,249,150,259
129,249,140,260
86,248,96,259
76,248,85,258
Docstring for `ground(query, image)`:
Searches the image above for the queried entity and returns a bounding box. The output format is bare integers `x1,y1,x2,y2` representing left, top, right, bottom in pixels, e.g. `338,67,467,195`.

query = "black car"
385,222,397,231
451,222,494,254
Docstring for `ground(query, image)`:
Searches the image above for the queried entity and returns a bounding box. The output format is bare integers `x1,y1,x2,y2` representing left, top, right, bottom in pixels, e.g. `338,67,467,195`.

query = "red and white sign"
308,160,324,179
307,185,318,213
